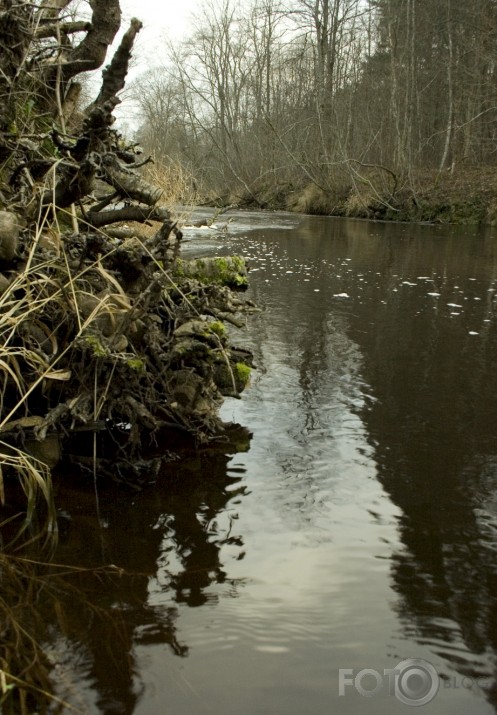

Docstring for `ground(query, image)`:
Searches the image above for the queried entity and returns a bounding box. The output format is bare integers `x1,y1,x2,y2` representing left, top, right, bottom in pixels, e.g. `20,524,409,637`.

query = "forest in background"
134,0,497,223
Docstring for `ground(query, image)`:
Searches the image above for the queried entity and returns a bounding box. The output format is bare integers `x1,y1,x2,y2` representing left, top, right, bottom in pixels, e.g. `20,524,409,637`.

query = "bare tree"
134,0,497,206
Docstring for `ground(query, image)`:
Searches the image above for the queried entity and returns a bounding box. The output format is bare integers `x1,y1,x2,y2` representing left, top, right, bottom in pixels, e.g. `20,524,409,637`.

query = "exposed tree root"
0,0,255,487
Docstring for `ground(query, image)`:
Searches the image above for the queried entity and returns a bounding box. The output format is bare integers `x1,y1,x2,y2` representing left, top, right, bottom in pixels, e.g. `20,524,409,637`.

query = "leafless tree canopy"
135,0,497,208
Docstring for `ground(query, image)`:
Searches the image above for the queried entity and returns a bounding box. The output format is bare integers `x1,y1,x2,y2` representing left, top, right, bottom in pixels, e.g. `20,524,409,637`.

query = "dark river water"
47,211,497,714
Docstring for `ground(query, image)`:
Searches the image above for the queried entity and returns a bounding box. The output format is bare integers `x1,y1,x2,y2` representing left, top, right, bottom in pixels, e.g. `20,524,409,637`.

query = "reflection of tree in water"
156,452,246,608
244,218,497,703
342,230,497,706
368,438,497,704
42,436,249,715
244,221,364,525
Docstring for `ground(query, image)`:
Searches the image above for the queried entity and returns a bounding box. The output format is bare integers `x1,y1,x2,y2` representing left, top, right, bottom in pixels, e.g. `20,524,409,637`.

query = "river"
47,211,497,714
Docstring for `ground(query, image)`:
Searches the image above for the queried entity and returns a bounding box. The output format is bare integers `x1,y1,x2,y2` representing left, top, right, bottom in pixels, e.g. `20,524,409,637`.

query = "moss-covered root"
213,353,252,397
235,361,251,389
174,256,248,289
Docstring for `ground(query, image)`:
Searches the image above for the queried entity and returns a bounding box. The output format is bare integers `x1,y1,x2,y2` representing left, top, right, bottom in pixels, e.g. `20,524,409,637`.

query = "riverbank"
0,1,257,516
0,5,258,708
211,168,497,225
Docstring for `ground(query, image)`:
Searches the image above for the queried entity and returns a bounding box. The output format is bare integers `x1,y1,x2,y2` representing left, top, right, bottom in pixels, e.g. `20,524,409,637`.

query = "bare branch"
59,0,121,82
90,17,143,109
35,20,91,39
36,0,72,23
101,154,162,205
87,205,171,229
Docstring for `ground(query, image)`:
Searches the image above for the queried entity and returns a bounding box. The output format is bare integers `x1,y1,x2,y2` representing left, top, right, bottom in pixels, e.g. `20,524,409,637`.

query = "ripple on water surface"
49,213,497,715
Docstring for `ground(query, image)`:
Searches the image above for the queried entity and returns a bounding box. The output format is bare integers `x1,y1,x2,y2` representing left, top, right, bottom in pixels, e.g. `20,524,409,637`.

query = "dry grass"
144,158,202,224
0,224,143,711
286,183,340,215
0,207,143,520
344,187,378,217
0,228,65,528
0,543,68,715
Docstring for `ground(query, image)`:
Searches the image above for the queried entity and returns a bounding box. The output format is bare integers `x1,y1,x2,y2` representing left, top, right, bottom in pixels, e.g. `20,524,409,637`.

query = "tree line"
134,0,497,209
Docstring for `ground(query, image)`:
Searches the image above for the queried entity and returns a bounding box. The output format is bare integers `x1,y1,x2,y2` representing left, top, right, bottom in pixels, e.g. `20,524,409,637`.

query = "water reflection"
47,446,249,714
22,211,497,714
282,216,497,706
221,214,497,712
338,224,497,702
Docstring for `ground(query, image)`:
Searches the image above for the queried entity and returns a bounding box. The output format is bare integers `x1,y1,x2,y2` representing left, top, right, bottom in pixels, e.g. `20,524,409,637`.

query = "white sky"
101,0,203,129
118,0,202,69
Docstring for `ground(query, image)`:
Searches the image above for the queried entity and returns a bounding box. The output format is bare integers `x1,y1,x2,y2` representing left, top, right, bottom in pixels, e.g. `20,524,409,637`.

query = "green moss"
235,362,251,386
127,358,145,372
213,257,228,270
212,257,248,288
173,258,185,277
84,335,109,358
173,256,248,289
207,320,226,338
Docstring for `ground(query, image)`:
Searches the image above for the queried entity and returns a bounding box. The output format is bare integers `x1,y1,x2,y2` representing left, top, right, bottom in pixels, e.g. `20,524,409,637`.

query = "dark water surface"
49,212,497,714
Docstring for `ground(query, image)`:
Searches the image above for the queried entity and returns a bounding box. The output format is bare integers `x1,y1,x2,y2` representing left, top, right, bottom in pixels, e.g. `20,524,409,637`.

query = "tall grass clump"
144,158,202,221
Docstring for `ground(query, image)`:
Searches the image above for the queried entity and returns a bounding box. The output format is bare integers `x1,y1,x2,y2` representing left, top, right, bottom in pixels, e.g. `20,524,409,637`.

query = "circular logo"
394,658,439,706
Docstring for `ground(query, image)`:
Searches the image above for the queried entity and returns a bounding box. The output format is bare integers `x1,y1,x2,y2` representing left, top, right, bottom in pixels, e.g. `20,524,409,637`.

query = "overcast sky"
101,0,202,128
118,0,202,68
